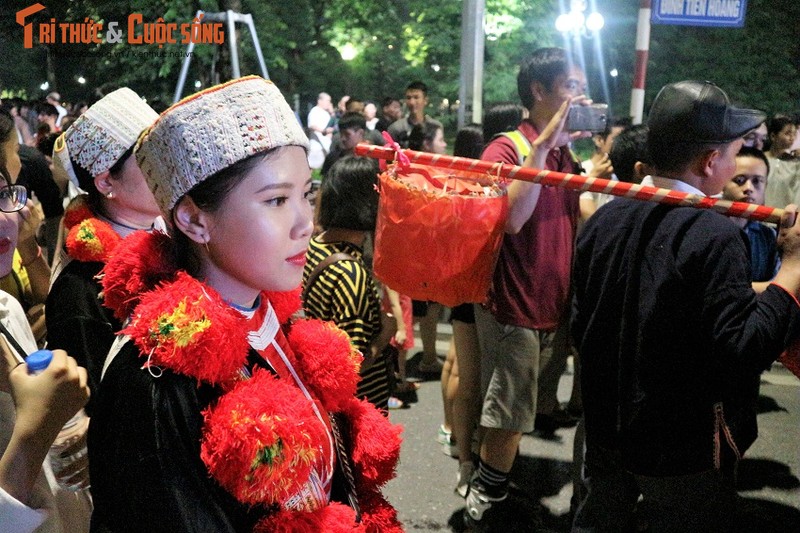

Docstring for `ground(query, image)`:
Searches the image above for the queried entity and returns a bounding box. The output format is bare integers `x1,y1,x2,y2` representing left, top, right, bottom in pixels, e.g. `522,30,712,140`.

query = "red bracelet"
21,245,42,268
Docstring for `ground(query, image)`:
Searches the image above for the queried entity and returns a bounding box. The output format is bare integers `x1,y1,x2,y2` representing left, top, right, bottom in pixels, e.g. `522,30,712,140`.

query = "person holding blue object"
0,109,90,533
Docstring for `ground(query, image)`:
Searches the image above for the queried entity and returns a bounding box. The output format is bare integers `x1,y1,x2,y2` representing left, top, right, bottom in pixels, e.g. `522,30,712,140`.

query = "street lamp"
555,0,604,38
555,0,610,106
339,43,357,61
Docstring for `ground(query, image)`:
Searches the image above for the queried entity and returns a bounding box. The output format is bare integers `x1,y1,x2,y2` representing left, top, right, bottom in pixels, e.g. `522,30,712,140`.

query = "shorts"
449,302,475,324
474,304,554,433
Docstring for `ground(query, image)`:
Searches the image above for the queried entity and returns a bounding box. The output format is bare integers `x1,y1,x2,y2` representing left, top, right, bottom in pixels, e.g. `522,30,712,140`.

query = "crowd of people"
0,43,799,533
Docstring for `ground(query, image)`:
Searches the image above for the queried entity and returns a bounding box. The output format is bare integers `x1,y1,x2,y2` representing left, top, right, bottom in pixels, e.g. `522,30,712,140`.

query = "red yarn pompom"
122,272,249,385
102,230,177,321
66,218,122,263
287,318,362,411
253,502,363,533
266,287,303,325
360,491,404,533
341,397,402,491
62,195,94,229
201,368,330,507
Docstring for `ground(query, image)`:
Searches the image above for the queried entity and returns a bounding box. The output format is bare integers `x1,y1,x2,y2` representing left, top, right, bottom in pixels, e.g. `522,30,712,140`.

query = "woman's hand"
588,153,614,179
9,349,90,441
16,199,44,263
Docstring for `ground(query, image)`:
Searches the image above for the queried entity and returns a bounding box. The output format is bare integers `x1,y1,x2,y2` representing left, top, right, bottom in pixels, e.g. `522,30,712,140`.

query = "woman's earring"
106,191,114,199
204,237,210,253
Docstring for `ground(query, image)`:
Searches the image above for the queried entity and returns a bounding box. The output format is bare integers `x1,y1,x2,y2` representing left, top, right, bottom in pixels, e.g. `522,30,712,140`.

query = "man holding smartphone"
465,47,590,528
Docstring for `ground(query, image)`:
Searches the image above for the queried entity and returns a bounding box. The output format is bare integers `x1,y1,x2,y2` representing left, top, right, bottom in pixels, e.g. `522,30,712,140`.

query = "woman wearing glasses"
45,88,161,411
1,109,91,533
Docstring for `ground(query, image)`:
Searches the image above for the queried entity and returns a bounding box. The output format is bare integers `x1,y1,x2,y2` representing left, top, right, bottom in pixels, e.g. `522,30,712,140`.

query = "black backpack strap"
302,251,357,302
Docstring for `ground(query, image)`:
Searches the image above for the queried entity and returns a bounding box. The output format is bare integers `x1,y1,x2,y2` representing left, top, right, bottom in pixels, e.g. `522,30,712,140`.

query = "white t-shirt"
307,106,331,133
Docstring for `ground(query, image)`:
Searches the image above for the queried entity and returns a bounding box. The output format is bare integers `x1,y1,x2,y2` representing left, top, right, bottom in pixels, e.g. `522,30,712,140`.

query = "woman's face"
0,208,20,278
107,155,162,221
0,133,21,277
425,127,447,154
199,146,314,306
771,124,797,153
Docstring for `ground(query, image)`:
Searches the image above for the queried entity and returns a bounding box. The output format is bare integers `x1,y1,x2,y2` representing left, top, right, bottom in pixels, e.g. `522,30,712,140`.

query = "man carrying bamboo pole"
571,80,800,532
464,47,589,528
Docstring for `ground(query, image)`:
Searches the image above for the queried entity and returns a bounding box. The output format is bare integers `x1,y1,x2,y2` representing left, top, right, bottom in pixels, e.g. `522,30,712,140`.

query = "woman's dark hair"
454,124,484,159
172,149,273,273
36,132,60,158
483,103,524,142
767,114,795,137
408,122,441,152
71,144,136,215
0,109,16,184
763,115,796,153
318,156,379,232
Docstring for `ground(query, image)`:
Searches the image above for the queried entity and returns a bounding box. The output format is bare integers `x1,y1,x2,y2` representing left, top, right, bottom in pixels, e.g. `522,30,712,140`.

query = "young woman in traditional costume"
46,88,161,408
88,77,402,532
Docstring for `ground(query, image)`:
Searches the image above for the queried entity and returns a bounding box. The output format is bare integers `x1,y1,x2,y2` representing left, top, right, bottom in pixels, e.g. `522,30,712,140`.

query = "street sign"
651,0,747,27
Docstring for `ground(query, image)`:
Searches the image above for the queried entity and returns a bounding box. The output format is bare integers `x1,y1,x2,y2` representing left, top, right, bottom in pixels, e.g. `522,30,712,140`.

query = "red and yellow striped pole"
354,143,784,224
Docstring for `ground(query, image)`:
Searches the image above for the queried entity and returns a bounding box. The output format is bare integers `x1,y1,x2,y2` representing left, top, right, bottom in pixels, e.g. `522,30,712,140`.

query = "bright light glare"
194,80,202,89
555,13,573,33
610,68,619,77
586,12,605,32
432,64,440,72
40,81,49,91
570,12,585,31
340,43,358,61
77,76,86,84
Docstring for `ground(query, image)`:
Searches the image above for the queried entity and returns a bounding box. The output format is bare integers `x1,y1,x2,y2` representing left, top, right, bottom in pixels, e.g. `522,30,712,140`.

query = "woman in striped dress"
303,156,393,411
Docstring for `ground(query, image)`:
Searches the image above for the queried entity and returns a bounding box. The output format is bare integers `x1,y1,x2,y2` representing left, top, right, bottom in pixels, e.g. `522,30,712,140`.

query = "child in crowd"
722,146,780,288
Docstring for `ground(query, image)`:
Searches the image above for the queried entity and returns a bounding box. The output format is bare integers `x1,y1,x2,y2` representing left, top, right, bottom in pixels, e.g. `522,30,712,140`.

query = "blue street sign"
651,0,747,27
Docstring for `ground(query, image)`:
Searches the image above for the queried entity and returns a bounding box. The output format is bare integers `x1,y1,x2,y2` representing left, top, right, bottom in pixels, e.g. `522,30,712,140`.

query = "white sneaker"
435,425,459,457
464,481,506,524
435,425,451,445
455,462,475,498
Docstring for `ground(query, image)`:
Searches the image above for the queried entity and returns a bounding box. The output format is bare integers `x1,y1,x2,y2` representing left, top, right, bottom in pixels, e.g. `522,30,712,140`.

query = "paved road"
383,324,800,532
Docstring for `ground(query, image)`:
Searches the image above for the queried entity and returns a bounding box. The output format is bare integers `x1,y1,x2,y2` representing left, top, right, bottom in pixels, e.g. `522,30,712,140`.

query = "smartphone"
567,104,609,133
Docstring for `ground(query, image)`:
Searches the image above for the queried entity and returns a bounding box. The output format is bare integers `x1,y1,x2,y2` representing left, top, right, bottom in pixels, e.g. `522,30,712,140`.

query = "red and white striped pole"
630,0,651,125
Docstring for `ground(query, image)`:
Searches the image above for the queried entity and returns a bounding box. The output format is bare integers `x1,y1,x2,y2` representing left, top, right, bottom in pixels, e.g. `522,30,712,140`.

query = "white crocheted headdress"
63,88,158,178
135,76,309,213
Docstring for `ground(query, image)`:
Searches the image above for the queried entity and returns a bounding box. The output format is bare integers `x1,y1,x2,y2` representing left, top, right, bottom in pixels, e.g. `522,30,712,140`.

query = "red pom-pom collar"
99,228,402,526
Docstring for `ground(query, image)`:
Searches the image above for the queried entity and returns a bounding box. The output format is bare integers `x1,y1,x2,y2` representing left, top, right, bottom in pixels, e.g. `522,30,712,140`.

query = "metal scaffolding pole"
457,0,485,128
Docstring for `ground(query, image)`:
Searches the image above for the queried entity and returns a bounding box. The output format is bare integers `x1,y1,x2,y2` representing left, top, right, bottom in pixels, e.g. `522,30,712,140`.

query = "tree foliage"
1,0,799,120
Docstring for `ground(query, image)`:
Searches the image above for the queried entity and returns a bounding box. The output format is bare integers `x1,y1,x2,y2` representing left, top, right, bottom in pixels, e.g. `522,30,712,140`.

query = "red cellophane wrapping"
373,162,508,307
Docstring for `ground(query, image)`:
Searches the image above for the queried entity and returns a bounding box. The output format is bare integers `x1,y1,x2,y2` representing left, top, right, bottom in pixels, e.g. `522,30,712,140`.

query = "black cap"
647,81,765,144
